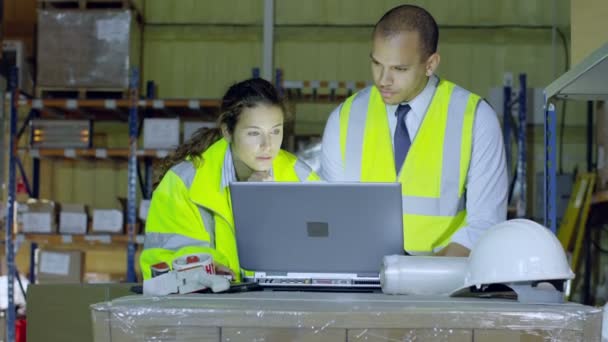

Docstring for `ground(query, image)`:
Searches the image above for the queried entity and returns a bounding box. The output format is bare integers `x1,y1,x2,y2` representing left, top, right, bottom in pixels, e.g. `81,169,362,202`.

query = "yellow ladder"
557,173,596,276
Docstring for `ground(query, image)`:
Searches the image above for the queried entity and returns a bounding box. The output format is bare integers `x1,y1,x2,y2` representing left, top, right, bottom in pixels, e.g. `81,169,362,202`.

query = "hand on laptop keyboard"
214,262,235,281
247,171,273,182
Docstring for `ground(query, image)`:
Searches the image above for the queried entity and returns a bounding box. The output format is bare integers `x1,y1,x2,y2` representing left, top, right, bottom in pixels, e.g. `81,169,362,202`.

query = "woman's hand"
247,170,273,182
214,262,236,280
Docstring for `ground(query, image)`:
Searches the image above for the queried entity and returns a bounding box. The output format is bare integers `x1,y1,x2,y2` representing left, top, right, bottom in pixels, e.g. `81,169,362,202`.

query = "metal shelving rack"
544,42,608,233
5,67,19,342
503,73,528,218
4,67,222,340
545,42,608,305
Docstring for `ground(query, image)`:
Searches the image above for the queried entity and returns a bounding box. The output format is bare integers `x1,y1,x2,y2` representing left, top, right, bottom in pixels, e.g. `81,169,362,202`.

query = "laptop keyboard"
254,277,380,288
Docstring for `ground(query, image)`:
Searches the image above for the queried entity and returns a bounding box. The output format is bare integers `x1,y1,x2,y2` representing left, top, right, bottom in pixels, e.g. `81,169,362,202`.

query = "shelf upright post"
30,107,41,199
516,73,527,217
143,80,155,199
127,68,140,282
5,66,19,342
275,68,283,98
544,101,558,233
587,101,594,172
503,72,513,179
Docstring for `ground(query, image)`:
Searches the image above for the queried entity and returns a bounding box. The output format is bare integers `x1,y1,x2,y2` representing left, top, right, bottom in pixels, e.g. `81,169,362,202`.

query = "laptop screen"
230,182,404,276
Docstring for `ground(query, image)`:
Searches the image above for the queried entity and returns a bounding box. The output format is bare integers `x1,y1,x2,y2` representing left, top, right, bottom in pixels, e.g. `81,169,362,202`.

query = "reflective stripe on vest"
143,232,210,250
344,84,474,218
169,161,217,248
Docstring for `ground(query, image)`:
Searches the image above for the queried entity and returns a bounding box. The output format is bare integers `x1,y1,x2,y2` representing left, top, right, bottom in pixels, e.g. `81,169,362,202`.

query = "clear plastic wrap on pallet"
37,10,135,89
91,292,603,341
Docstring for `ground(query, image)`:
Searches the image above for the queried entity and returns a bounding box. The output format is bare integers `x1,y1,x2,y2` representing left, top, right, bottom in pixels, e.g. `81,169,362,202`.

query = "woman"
140,78,319,281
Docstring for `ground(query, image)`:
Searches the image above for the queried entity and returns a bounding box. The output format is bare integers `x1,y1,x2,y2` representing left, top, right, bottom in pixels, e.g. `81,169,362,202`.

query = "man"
319,4,507,257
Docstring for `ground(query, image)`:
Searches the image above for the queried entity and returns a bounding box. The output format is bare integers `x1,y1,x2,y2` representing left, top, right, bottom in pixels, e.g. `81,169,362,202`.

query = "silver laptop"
230,182,404,288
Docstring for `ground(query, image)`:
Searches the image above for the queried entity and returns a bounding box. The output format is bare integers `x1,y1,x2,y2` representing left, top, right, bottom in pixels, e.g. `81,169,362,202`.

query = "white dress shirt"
319,75,508,250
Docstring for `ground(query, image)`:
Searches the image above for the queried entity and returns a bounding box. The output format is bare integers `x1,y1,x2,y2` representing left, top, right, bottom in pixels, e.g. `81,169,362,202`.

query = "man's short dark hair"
373,4,439,59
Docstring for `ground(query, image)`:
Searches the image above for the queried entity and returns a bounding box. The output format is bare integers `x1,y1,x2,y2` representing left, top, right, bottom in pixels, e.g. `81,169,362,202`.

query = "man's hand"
434,242,470,257
247,170,273,182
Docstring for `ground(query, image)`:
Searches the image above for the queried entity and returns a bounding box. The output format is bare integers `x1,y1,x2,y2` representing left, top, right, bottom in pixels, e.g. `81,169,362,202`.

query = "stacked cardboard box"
91,292,602,341
91,209,124,234
21,200,57,233
59,204,88,234
36,249,84,284
27,283,137,342
37,10,136,89
142,118,181,150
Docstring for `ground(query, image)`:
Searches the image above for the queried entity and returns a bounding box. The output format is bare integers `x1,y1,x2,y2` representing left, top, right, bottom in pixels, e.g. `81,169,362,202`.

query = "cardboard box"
37,10,135,89
91,292,602,342
183,121,217,142
143,118,180,149
59,204,88,234
22,200,56,233
36,249,84,284
92,209,123,234
27,283,137,342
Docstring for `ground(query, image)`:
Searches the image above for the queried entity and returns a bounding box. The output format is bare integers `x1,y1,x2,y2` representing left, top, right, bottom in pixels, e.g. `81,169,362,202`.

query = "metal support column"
31,108,42,199
262,0,274,81
0,82,6,205
144,159,153,199
143,80,155,199
275,68,283,97
587,101,594,172
5,66,18,342
503,73,513,175
516,74,527,217
544,102,557,233
126,68,139,282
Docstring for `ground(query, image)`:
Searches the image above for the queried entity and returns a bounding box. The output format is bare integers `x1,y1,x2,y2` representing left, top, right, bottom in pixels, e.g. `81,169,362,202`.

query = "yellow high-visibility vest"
339,79,479,254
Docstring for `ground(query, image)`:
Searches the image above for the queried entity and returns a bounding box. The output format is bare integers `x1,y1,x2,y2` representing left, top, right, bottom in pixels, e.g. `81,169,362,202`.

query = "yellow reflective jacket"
140,138,319,280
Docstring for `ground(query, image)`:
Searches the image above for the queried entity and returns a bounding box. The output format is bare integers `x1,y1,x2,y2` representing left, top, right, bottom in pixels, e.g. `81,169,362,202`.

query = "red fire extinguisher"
15,316,26,342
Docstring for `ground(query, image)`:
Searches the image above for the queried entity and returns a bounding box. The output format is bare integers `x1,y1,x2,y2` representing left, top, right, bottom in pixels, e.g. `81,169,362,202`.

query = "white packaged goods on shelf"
22,201,57,233
143,118,180,149
90,292,602,341
138,200,150,221
92,209,123,233
59,204,88,234
183,121,217,142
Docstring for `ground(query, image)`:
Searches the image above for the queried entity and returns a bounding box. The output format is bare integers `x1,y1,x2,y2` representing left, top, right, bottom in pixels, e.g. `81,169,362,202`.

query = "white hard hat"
451,219,574,295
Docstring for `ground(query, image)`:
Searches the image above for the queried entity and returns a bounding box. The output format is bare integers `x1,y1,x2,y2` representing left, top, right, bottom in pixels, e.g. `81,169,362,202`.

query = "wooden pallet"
35,87,128,99
38,0,130,9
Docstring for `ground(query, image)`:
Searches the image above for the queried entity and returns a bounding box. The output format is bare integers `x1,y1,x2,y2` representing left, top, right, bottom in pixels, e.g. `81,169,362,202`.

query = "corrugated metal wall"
38,0,586,218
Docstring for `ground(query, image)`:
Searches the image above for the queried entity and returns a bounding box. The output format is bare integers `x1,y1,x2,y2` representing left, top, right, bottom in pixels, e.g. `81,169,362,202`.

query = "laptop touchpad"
307,222,329,237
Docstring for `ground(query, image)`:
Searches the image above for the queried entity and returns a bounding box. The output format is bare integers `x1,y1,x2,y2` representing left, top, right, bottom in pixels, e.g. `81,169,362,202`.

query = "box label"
40,252,70,275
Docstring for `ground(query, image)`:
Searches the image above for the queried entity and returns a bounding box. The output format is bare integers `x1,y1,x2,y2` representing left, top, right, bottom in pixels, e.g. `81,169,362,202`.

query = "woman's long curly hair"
155,78,287,185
